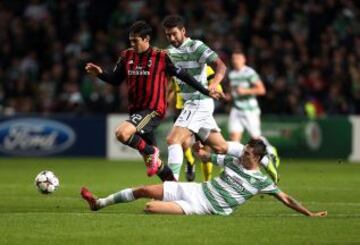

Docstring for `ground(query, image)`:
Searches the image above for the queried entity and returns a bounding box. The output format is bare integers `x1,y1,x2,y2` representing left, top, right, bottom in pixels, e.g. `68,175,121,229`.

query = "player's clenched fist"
85,63,103,76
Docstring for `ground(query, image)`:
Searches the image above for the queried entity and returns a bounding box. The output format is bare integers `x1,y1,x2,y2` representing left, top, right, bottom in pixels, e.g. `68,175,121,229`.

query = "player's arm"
237,80,266,96
192,141,240,167
165,56,223,100
237,70,265,96
208,57,227,91
85,58,125,86
273,191,327,217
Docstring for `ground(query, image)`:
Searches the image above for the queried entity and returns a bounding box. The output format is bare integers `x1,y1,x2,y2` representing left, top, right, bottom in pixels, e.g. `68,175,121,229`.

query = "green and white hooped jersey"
167,38,218,102
229,66,261,112
202,153,280,215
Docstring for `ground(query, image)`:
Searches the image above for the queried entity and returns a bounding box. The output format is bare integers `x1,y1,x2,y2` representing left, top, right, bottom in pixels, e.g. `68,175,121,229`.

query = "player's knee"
166,135,178,145
115,128,130,143
135,186,154,198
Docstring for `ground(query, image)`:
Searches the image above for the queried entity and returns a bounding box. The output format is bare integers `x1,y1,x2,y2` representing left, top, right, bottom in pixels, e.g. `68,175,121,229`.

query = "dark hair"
232,49,245,56
129,21,152,39
162,15,185,29
247,138,267,160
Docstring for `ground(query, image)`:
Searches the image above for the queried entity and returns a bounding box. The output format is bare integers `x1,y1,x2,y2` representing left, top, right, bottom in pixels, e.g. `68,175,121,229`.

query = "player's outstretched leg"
81,187,100,211
81,186,135,211
80,185,164,211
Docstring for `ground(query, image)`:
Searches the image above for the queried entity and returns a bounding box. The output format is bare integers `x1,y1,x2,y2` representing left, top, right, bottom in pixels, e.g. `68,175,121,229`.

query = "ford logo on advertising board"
0,118,76,156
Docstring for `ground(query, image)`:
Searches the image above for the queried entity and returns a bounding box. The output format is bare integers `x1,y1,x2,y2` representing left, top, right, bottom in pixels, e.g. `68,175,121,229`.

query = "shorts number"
131,114,143,124
180,110,192,121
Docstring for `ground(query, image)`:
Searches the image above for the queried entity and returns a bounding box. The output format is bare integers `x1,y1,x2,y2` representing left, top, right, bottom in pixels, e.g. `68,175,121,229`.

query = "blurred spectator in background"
0,0,359,116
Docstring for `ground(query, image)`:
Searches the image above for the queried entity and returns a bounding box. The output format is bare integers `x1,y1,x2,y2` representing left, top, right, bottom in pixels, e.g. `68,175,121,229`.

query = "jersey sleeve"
210,154,238,167
249,68,261,84
195,41,218,64
260,178,281,194
97,53,126,86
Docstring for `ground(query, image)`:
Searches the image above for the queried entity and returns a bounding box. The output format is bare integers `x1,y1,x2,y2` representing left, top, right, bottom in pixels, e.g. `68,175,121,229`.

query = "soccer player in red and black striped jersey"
85,21,222,182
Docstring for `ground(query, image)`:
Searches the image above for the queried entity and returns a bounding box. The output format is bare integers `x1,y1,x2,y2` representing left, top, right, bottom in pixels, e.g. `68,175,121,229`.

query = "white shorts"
163,181,214,215
228,107,261,138
174,99,220,141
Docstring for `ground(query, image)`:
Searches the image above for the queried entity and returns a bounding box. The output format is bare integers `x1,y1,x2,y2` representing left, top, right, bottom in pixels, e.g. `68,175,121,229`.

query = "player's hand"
310,211,327,217
209,90,225,100
192,141,204,153
192,142,211,162
208,83,218,92
85,63,103,76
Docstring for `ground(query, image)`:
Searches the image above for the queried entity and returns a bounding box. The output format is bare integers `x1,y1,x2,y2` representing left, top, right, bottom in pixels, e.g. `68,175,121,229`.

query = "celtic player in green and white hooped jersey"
167,38,218,102
162,15,279,183
163,15,252,182
81,138,327,217
228,51,266,140
229,65,261,114
203,148,279,215
228,51,281,184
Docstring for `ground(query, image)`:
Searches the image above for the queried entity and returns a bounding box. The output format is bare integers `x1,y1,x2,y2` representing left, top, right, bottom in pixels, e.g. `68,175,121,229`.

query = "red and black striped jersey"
97,47,210,118
113,47,169,117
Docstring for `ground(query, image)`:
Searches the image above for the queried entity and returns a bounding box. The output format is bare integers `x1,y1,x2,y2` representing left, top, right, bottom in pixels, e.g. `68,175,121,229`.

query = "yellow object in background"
201,162,213,181
184,147,195,166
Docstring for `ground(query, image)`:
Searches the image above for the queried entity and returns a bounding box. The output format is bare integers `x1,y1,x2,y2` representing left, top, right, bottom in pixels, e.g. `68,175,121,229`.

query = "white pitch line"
1,212,359,218
243,213,360,218
252,200,360,207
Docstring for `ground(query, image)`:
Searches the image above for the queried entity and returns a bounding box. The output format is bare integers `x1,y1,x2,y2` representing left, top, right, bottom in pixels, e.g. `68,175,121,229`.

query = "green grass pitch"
0,158,359,245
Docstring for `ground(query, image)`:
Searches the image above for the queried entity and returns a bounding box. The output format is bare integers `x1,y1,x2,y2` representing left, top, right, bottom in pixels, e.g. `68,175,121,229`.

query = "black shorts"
127,110,161,146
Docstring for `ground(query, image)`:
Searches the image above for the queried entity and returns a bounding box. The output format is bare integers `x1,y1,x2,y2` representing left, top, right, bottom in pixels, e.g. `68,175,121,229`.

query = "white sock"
168,144,183,181
226,141,244,157
259,136,276,154
259,136,271,147
260,155,269,167
98,188,134,207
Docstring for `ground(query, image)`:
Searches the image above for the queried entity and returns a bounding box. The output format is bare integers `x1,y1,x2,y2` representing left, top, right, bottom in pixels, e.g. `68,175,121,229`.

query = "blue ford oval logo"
0,118,76,156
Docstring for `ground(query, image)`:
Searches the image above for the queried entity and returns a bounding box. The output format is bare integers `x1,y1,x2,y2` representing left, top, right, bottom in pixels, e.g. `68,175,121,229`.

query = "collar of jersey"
233,65,248,73
178,38,192,49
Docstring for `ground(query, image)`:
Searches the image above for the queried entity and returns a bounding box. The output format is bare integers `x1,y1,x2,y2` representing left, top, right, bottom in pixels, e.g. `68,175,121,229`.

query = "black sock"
157,162,176,182
125,134,155,155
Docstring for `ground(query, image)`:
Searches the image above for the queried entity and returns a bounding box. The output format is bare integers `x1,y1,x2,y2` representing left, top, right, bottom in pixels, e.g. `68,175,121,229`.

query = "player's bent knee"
134,186,150,198
115,129,130,143
166,135,178,145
